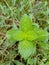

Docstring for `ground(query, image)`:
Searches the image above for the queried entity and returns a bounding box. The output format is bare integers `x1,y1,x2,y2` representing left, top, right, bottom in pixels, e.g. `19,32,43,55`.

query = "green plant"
6,14,49,64
0,0,49,65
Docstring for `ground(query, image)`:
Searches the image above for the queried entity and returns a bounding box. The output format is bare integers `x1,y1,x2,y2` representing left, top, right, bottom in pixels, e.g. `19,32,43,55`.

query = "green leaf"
6,29,23,41
27,58,37,65
40,42,49,50
45,61,49,65
35,29,48,41
6,29,16,41
20,14,33,31
32,23,39,29
18,40,36,60
27,58,34,65
14,60,24,65
13,30,23,41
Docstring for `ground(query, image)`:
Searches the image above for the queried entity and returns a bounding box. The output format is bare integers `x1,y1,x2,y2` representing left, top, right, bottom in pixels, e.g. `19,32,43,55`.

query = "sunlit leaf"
6,29,23,41
20,14,33,31
40,42,49,50
35,29,48,41
18,40,36,59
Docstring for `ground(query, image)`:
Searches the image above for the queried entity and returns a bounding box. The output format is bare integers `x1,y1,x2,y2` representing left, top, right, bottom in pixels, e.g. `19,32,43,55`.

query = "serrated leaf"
40,42,49,50
18,40,36,60
13,30,23,41
6,29,23,41
20,14,33,31
32,23,39,29
35,29,48,41
6,29,16,41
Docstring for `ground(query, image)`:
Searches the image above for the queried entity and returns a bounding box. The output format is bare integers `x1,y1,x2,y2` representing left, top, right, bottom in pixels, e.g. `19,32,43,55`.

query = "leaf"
20,14,33,31
27,58,34,65
14,60,24,65
40,42,49,50
18,40,36,60
45,61,49,65
27,58,37,65
6,29,23,41
35,29,48,41
13,30,23,41
32,23,39,29
6,29,17,42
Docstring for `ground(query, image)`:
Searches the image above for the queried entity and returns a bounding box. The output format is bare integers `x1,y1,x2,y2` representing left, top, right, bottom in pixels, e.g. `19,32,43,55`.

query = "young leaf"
35,29,48,41
6,29,23,41
18,40,36,60
6,29,17,41
20,14,33,31
40,42,49,50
